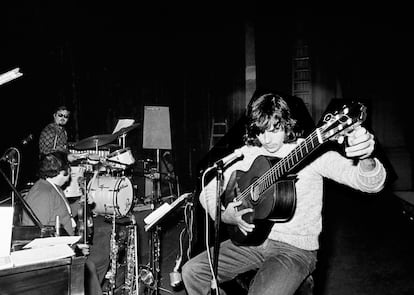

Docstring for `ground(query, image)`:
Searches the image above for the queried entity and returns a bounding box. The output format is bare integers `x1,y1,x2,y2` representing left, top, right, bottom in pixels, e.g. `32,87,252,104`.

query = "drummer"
39,106,113,291
38,105,78,162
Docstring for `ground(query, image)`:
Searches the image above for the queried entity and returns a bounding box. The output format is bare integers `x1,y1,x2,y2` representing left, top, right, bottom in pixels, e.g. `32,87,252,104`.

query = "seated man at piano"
181,93,387,295
21,150,107,295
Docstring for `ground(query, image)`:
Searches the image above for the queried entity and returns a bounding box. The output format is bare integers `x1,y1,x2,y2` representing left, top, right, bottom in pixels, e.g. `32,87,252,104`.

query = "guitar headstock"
320,102,367,142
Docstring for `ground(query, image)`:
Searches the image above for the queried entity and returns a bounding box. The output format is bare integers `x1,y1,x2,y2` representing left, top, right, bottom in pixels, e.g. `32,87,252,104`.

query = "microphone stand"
211,162,224,295
0,166,45,232
1,146,55,240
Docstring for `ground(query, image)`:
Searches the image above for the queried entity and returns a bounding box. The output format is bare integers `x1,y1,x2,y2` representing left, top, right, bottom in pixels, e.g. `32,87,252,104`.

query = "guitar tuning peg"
343,107,349,115
323,113,333,122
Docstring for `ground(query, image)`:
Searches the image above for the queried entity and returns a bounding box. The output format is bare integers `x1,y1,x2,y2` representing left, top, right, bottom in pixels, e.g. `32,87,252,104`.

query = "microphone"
21,134,33,145
0,148,17,162
212,148,244,168
0,134,33,162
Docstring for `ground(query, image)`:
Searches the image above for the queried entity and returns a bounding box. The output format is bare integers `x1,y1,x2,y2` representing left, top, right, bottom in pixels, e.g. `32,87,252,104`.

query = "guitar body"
223,155,297,246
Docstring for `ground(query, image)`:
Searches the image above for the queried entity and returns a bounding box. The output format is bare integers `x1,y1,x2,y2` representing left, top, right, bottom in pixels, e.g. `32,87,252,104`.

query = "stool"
221,270,314,295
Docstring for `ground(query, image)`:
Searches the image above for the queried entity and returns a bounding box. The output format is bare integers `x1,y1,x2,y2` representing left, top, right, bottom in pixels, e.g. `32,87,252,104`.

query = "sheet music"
0,207,13,270
144,193,192,231
10,244,75,267
23,236,81,249
112,119,135,134
0,207,13,256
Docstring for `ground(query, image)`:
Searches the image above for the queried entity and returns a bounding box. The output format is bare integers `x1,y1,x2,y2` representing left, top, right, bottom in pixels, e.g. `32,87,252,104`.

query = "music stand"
142,106,172,295
143,106,172,202
144,193,192,232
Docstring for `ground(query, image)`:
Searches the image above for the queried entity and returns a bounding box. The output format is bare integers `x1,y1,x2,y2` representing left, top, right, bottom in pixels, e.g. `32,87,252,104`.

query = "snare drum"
107,147,135,168
64,166,86,198
87,175,134,217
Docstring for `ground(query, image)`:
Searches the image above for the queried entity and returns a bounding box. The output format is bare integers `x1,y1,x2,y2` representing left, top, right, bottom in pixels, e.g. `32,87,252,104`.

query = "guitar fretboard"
234,102,365,203
256,129,323,196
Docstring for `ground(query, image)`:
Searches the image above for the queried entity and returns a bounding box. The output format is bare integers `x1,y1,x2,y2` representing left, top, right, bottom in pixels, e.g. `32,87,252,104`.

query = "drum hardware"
70,148,111,159
112,122,140,149
138,265,154,287
106,147,136,171
105,159,128,171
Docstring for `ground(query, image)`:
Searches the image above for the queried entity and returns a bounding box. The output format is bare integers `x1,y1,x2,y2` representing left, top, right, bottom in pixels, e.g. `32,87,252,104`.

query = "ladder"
292,38,312,115
209,118,228,150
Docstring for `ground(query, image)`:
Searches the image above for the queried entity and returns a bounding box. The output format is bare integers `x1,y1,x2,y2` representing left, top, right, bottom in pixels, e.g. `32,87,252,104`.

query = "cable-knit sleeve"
311,151,386,194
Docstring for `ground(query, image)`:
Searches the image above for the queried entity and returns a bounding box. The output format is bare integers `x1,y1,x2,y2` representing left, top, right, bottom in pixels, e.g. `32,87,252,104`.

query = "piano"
0,256,86,295
0,166,86,294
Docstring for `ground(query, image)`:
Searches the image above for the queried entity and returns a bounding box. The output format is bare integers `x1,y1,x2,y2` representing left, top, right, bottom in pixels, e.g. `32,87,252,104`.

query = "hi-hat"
73,134,118,150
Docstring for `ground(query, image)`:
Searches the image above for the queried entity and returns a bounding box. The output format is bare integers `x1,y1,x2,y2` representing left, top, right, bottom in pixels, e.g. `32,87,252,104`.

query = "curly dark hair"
244,93,297,146
54,105,70,114
38,151,70,179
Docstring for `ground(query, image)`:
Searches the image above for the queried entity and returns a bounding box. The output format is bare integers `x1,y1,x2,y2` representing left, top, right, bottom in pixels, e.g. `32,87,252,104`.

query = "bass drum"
87,176,134,217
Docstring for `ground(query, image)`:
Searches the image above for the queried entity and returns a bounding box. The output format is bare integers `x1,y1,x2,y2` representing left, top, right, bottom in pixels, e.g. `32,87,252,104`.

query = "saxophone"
124,214,141,295
107,212,118,295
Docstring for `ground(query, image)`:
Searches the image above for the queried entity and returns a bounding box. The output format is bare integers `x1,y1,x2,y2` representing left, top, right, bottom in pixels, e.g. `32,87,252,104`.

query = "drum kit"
64,123,179,295
64,123,140,219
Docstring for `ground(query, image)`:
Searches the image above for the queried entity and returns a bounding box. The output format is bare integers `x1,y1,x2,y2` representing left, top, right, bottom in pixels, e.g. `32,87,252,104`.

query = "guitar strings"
234,115,351,203
235,128,321,202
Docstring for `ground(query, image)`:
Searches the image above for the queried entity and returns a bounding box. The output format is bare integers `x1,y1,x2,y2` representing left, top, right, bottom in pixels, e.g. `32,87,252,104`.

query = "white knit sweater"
199,143,386,250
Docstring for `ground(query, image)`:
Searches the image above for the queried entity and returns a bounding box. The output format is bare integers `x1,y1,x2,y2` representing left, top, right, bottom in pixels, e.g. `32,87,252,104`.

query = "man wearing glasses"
39,105,77,162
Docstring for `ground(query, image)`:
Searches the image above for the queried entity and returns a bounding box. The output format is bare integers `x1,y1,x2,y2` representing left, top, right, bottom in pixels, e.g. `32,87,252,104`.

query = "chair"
221,269,314,295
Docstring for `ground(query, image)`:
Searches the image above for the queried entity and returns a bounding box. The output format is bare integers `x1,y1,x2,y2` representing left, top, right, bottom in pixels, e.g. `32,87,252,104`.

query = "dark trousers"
85,215,112,295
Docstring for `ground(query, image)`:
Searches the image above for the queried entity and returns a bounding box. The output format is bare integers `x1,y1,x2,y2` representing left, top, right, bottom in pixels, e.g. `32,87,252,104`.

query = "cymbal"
113,122,140,137
73,134,118,150
101,143,121,150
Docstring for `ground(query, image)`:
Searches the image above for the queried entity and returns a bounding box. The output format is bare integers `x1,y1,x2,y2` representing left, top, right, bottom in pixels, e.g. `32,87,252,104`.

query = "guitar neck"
255,128,324,195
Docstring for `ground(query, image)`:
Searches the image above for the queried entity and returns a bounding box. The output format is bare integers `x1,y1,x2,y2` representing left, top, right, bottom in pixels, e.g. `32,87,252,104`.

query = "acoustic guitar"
223,102,367,246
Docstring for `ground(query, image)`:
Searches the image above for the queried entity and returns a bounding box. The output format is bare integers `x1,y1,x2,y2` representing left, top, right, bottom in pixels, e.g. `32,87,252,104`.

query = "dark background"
1,5,413,197
2,4,414,295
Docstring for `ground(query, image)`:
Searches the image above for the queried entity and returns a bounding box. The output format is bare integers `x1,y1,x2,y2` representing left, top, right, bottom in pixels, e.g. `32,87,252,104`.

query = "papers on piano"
144,193,192,232
0,207,14,270
1,226,79,270
10,244,75,267
23,236,81,249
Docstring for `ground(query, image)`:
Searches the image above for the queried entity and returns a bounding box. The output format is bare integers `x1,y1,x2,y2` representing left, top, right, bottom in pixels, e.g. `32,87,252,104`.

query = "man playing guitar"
182,93,387,295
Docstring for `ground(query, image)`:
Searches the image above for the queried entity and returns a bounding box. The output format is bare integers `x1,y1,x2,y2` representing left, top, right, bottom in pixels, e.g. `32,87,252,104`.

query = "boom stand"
0,167,55,238
211,164,224,294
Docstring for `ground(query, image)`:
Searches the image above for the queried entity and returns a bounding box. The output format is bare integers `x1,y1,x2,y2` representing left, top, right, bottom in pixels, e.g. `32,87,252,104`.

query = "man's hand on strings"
221,200,255,236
